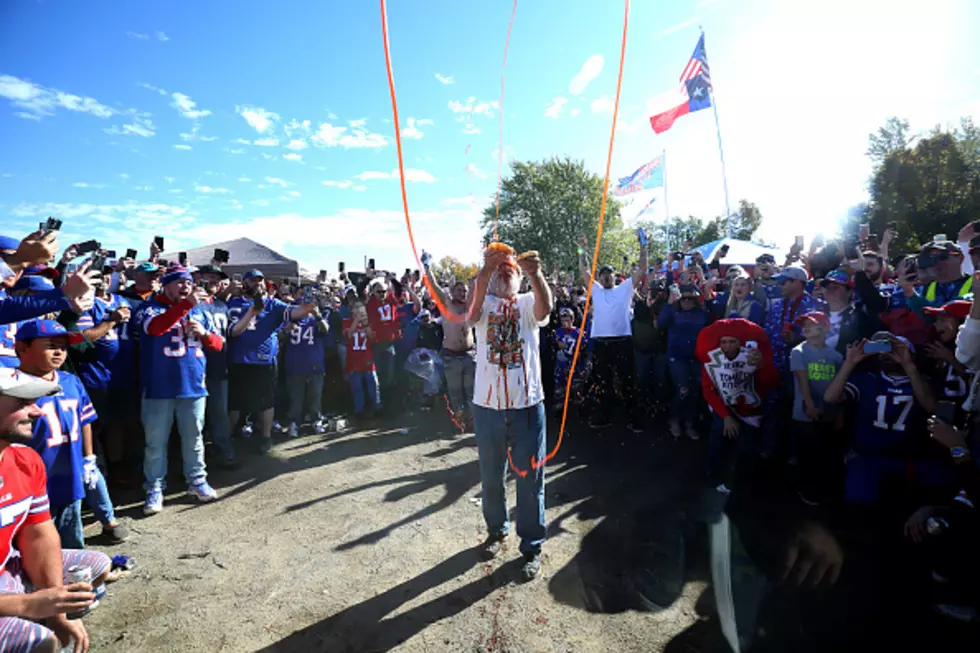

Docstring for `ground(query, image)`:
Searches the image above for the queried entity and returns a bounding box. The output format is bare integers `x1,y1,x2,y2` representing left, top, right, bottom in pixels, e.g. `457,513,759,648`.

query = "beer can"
331,417,348,432
65,565,93,620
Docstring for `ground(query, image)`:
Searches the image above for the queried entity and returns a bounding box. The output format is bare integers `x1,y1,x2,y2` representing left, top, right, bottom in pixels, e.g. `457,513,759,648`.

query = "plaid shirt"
763,292,826,371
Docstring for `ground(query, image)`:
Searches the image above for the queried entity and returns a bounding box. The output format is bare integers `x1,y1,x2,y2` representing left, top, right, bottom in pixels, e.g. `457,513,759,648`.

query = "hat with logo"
919,240,961,255
12,275,56,292
135,261,160,274
0,367,61,400
15,319,84,345
161,267,193,286
0,235,19,253
243,269,264,281
923,299,972,321
194,264,228,279
820,268,854,289
795,311,830,328
598,264,616,275
774,265,808,283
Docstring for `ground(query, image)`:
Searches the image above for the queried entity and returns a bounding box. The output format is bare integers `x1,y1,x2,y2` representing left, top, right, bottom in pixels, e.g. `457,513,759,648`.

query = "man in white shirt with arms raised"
578,231,648,431
469,245,552,582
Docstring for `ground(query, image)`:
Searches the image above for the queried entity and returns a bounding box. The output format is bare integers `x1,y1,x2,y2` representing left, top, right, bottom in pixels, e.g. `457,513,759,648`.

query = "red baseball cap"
794,311,830,328
923,300,972,321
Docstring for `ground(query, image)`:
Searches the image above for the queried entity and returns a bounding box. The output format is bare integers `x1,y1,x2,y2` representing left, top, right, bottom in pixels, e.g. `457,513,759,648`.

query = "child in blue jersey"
552,308,585,408
15,319,128,548
135,268,224,515
283,305,331,438
824,332,955,508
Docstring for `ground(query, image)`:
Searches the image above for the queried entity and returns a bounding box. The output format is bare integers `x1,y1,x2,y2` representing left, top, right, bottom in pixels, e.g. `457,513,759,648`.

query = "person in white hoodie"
954,272,980,416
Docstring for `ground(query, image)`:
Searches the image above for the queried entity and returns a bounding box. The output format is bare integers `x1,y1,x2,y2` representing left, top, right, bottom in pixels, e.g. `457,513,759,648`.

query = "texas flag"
649,74,712,134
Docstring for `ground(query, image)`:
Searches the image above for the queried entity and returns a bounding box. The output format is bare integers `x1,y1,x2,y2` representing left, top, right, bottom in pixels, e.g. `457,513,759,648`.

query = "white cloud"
237,177,251,182
465,163,488,179
657,16,700,38
173,144,192,151
591,95,614,114
287,190,301,197
194,184,231,194
251,199,270,207
435,73,455,85
253,137,280,147
448,97,498,118
570,108,581,117
278,195,294,202
237,105,279,134
126,31,149,40
119,173,130,180
104,114,156,137
569,55,604,96
133,185,153,191
284,119,312,137
401,117,429,139
286,139,308,150
417,118,434,126
0,75,115,120
72,182,104,189
265,176,289,187
353,185,368,192
544,97,568,119
138,82,167,96
155,31,169,42
227,148,245,155
170,92,211,120
164,176,176,184
309,121,387,149
283,153,303,161
321,180,354,189
353,169,436,183
463,123,481,135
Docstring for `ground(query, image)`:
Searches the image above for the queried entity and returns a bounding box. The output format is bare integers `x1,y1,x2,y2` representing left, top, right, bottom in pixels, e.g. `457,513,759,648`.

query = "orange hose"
515,0,632,474
493,0,519,243
380,0,465,324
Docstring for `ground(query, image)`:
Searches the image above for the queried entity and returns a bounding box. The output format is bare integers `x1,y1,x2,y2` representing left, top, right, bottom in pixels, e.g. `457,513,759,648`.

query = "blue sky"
1,0,977,274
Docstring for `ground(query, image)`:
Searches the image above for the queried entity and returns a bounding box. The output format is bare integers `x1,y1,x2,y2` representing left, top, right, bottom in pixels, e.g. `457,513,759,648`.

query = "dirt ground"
83,408,728,653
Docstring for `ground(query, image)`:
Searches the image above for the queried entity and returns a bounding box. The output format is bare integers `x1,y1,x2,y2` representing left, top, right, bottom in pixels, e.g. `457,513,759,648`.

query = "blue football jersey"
877,283,909,311
0,319,23,368
283,315,326,375
75,295,123,389
845,371,931,457
28,371,97,508
227,296,290,365
198,298,230,380
135,298,210,399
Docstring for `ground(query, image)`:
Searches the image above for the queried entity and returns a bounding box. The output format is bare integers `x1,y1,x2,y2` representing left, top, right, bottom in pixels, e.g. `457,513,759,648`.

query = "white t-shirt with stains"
473,292,548,410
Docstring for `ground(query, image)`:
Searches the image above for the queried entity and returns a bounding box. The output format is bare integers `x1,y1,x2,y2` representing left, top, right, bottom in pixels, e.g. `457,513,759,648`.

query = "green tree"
482,157,642,273
429,256,479,284
867,117,910,165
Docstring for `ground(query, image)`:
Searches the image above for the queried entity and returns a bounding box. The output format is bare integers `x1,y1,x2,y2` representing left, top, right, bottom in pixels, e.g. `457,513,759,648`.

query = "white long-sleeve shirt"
955,316,980,411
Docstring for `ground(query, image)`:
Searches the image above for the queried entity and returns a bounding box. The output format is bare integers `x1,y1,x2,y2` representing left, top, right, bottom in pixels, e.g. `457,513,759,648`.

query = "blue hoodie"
658,303,708,359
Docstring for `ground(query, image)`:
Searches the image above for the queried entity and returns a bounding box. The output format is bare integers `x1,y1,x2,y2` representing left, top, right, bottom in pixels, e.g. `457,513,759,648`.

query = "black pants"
796,420,844,501
590,336,637,422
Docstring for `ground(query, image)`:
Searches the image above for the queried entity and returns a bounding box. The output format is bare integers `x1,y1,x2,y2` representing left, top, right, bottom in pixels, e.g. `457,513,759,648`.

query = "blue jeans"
84,469,116,526
668,357,699,426
52,500,84,550
473,403,547,555
706,413,760,487
287,374,324,424
206,378,235,462
372,343,397,389
141,396,207,492
349,371,381,413
635,350,668,406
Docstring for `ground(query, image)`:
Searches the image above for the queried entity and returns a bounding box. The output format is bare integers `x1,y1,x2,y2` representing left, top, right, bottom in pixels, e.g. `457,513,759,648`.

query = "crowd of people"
0,215,979,651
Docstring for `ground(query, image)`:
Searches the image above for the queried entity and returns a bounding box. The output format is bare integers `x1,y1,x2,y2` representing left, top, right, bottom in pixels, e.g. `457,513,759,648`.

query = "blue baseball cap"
23,265,59,280
135,261,160,274
243,269,264,281
820,269,854,289
774,265,808,283
12,276,55,292
15,319,83,345
161,267,193,286
0,235,19,252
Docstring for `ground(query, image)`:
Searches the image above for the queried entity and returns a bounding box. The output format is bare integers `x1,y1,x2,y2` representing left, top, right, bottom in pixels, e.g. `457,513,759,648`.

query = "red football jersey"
344,319,376,373
0,444,52,573
366,295,401,344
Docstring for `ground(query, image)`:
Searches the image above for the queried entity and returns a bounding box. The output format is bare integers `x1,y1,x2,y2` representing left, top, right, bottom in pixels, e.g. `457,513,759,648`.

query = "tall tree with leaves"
482,157,640,273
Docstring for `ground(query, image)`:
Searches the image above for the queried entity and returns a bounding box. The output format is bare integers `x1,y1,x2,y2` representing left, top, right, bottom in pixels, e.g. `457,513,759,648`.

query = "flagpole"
662,148,670,251
703,29,731,236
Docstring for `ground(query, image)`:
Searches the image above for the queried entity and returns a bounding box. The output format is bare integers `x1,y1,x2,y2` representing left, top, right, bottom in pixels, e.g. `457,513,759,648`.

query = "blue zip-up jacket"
658,303,709,359
0,287,72,325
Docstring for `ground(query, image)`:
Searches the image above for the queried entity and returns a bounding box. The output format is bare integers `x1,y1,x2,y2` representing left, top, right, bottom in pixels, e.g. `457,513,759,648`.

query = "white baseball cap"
0,368,61,400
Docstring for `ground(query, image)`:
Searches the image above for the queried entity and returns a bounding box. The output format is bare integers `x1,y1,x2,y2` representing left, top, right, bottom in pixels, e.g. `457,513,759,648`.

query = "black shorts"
87,387,140,426
228,363,277,412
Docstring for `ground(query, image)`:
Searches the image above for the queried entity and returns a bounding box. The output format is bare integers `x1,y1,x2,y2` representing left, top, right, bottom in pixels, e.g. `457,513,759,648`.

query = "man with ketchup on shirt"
366,278,401,399
0,367,111,653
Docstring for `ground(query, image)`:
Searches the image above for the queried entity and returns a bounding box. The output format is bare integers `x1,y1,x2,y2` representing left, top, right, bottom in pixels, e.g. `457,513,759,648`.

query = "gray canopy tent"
175,237,302,281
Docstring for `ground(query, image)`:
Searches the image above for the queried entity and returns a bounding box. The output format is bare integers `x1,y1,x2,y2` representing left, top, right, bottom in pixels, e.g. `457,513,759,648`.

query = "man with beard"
469,246,552,581
424,263,476,428
0,367,110,653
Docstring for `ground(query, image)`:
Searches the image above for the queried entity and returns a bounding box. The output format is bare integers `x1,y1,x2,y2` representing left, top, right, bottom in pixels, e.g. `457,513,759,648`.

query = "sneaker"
481,532,507,560
238,423,253,439
258,437,273,454
189,480,217,503
272,420,285,433
715,483,732,496
685,425,701,441
314,420,327,434
287,422,299,439
104,522,130,543
668,419,681,439
143,490,163,516
520,552,542,582
933,603,979,623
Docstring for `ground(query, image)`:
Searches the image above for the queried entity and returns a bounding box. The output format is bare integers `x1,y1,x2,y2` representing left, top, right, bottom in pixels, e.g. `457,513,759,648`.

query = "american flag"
679,34,711,91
